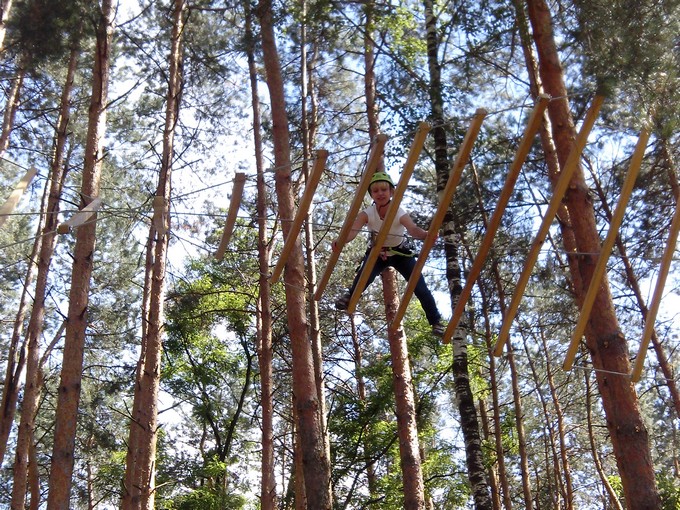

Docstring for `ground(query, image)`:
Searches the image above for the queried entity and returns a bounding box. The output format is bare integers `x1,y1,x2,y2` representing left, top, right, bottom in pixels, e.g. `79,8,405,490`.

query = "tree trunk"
46,2,113,507
422,2,492,507
477,399,501,510
383,270,426,509
0,0,13,51
350,317,378,494
0,59,25,155
584,371,624,510
1,236,38,468
122,1,184,508
478,281,512,509
8,43,78,508
526,0,660,506
538,327,574,507
244,2,277,508
256,1,332,507
362,1,426,506
300,4,330,467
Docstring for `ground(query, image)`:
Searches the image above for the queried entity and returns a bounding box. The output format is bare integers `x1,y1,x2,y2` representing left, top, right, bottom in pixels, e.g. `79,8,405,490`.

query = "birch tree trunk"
122,1,185,508
256,1,332,506
422,2,491,507
47,1,113,507
526,0,660,506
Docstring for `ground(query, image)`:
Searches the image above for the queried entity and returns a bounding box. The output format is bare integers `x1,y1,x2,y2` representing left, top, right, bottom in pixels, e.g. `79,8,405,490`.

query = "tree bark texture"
47,1,113,508
423,2,492,507
0,59,25,155
363,1,426,506
8,44,77,509
526,0,660,506
0,0,12,51
245,2,277,507
122,1,184,508
383,270,426,510
256,1,332,507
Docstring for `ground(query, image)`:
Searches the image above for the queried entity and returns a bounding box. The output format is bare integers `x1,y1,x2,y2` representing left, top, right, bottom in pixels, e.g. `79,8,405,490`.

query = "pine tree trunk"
477,400,501,510
256,1,332,507
1,238,39,469
584,372,624,510
477,283,512,509
383,270,426,509
538,327,574,507
0,60,25,155
0,0,12,51
350,318,378,494
361,1,427,505
300,7,330,467
244,3,277,508
470,160,534,509
9,48,76,507
122,2,184,508
46,2,112,507
525,0,660,506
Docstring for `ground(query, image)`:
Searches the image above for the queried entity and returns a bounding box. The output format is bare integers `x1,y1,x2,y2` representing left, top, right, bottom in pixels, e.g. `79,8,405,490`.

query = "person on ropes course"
332,171,444,337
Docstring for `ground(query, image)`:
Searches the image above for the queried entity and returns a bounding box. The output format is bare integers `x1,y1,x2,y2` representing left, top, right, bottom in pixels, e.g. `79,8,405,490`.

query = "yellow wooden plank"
347,122,430,314
444,95,549,343
0,167,38,229
314,134,388,301
493,95,604,357
631,185,680,381
215,173,247,260
564,127,650,371
270,150,328,283
391,109,487,334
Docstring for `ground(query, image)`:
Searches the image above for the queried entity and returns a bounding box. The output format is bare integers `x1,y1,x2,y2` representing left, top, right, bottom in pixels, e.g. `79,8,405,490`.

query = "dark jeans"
348,250,441,326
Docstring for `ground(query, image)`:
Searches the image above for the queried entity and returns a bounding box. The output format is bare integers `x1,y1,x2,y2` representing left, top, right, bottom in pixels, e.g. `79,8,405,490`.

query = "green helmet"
369,172,395,187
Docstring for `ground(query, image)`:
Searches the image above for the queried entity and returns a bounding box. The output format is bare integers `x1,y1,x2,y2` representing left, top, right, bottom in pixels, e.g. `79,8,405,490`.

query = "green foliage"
165,486,247,510
376,7,427,65
7,0,96,64
659,472,680,509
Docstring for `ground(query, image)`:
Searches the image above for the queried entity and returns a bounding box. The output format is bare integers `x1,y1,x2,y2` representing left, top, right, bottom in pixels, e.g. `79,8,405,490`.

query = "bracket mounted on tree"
152,195,169,237
57,197,103,234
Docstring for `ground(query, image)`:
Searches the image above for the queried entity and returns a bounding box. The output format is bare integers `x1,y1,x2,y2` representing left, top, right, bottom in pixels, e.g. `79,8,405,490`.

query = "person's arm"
400,213,429,241
332,211,368,252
